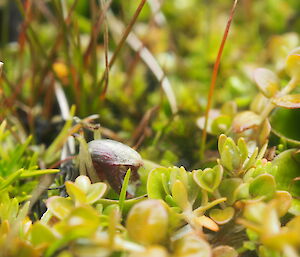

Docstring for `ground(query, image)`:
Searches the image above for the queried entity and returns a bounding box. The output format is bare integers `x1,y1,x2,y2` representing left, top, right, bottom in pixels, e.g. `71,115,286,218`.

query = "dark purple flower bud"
88,139,143,193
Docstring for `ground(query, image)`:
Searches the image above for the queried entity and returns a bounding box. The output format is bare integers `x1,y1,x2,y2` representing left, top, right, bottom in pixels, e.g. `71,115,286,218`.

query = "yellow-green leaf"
254,68,279,98
272,94,300,109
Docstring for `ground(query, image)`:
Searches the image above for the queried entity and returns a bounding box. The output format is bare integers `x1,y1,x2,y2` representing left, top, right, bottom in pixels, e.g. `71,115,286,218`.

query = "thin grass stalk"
83,0,112,66
100,0,110,99
97,0,148,94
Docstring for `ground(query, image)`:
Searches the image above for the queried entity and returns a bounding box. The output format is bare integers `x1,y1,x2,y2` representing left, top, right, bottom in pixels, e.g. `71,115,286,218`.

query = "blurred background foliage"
0,0,300,168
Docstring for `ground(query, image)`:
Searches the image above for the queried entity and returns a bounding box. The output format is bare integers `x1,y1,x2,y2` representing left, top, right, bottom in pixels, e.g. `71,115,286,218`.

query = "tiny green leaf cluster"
0,121,59,202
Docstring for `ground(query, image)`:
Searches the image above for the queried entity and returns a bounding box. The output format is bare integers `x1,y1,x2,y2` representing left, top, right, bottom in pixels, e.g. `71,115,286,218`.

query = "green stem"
201,189,208,206
213,189,226,209
279,77,299,96
194,197,227,216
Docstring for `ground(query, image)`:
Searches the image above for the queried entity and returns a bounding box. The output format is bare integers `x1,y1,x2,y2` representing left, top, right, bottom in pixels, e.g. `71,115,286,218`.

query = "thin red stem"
200,0,239,160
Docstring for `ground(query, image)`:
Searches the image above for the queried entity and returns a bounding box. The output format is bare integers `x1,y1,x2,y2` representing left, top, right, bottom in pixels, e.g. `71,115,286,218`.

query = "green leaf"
243,147,258,171
126,199,168,246
219,178,243,204
290,199,300,216
287,216,300,235
286,52,300,79
218,134,227,154
220,137,241,171
262,231,300,250
221,101,237,117
209,207,235,225
119,168,131,212
237,137,248,164
46,196,74,219
272,94,300,109
262,208,280,236
250,93,269,114
173,234,211,257
165,194,177,207
249,174,276,200
254,68,279,98
74,175,91,193
65,181,86,205
172,180,190,211
46,206,100,257
171,167,189,191
55,206,100,236
243,241,257,251
193,165,223,193
220,145,233,171
197,110,221,135
0,168,24,191
271,149,300,197
233,183,250,200
86,182,107,204
244,201,267,224
186,172,200,204
232,111,261,133
31,222,57,246
96,195,147,215
0,196,19,222
147,167,171,199
212,246,238,257
211,115,232,135
258,246,281,257
128,246,169,257
270,108,300,146
271,191,292,217
20,169,59,178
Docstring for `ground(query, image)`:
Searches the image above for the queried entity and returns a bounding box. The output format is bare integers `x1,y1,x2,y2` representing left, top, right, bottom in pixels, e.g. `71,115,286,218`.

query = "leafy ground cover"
1,0,300,256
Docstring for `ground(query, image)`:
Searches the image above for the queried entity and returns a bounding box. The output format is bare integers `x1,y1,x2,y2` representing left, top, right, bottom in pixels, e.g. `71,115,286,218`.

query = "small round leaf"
254,68,279,98
172,180,190,211
209,207,235,225
249,174,276,200
66,181,86,204
219,178,243,204
272,94,300,109
193,165,223,193
232,111,261,133
147,167,171,199
126,199,168,245
86,182,107,204
46,196,74,219
75,175,91,193
173,234,211,257
212,246,238,257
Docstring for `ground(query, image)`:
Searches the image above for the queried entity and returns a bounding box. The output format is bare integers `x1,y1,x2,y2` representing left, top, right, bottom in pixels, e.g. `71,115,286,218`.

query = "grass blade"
119,168,131,213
